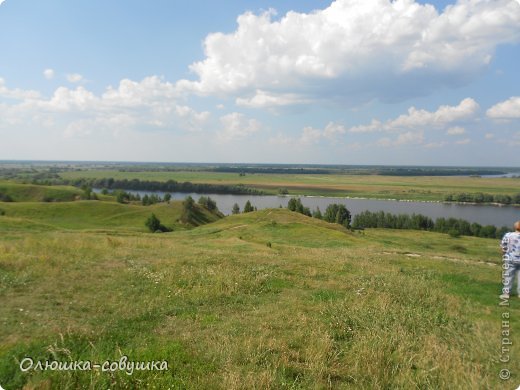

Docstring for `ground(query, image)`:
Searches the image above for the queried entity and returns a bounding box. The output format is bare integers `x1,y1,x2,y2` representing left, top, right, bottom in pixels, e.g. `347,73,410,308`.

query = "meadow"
0,195,517,389
59,169,520,201
0,182,82,202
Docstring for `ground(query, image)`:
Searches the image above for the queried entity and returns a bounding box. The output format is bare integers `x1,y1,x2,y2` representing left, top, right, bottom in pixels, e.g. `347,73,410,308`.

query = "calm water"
100,189,520,228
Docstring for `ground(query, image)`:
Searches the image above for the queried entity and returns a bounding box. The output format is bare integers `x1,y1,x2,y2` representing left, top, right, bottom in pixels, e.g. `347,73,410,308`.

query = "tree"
313,207,323,219
287,198,298,211
164,193,171,202
232,203,240,214
145,213,170,233
145,213,161,232
183,195,195,210
198,196,218,211
324,204,351,227
287,198,307,215
81,185,93,200
181,196,195,223
142,194,150,206
116,191,128,204
244,200,254,213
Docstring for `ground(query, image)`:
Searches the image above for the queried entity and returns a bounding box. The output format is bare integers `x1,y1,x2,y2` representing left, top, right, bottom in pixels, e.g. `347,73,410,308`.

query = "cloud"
349,98,479,133
66,73,84,83
236,90,311,108
486,96,520,119
0,78,41,100
0,76,209,137
485,133,495,139
43,69,55,80
455,138,471,145
446,126,466,135
0,0,6,6
218,112,261,141
299,126,323,145
378,131,425,147
177,0,520,107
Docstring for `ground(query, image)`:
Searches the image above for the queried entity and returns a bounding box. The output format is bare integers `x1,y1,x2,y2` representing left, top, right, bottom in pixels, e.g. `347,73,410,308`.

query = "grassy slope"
59,169,520,200
0,207,516,388
0,182,83,202
0,200,221,232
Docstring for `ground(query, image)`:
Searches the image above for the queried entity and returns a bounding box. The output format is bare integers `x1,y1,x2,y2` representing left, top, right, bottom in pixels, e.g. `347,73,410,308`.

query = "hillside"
0,208,516,389
0,182,83,202
0,200,222,232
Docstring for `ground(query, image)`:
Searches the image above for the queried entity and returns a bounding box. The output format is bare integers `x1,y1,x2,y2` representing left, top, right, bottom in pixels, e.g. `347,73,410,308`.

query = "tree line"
284,197,508,238
286,197,351,227
352,210,508,239
36,177,264,196
444,192,520,205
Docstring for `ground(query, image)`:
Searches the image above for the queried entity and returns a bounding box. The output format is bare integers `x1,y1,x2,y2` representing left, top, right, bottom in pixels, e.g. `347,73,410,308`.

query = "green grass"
59,169,520,201
0,207,517,389
0,200,221,232
0,182,83,202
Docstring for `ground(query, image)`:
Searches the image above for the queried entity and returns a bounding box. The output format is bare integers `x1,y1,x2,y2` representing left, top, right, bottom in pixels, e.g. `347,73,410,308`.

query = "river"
98,189,520,228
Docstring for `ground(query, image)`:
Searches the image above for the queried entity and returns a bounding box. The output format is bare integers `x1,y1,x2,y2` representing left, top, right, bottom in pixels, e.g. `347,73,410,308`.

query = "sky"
0,0,519,166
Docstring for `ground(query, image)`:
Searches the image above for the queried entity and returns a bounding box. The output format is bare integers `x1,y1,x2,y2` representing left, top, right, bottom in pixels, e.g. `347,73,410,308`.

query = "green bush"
448,229,461,238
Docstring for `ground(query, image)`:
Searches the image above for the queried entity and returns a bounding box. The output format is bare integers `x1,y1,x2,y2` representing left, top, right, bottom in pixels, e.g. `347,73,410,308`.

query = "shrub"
145,214,170,233
0,193,14,202
448,229,461,238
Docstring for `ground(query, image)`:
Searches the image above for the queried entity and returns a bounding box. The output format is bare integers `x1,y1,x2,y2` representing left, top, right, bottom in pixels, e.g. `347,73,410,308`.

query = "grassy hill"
0,208,516,389
0,182,83,202
0,200,221,232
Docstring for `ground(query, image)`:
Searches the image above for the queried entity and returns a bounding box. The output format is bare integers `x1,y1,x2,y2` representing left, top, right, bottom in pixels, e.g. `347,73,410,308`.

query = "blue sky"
1,0,519,166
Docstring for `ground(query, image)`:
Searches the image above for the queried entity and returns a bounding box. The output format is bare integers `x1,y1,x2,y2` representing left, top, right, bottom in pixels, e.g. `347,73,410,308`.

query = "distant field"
60,169,520,200
0,207,517,388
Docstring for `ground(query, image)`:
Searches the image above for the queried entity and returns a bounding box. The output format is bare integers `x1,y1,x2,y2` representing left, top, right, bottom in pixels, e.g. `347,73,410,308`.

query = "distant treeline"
114,166,509,176
210,167,334,175
445,192,520,205
376,168,507,176
36,178,264,196
352,210,508,239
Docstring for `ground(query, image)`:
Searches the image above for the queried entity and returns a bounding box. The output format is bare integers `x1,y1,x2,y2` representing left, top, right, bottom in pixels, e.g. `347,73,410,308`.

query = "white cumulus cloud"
486,96,520,119
0,76,209,137
218,112,261,141
300,126,323,145
177,0,520,107
0,78,41,100
350,98,479,133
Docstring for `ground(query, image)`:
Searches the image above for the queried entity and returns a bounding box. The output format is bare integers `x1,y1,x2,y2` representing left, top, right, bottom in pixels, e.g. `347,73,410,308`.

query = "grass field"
0,203,517,389
59,169,520,201
0,182,83,202
0,200,220,233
